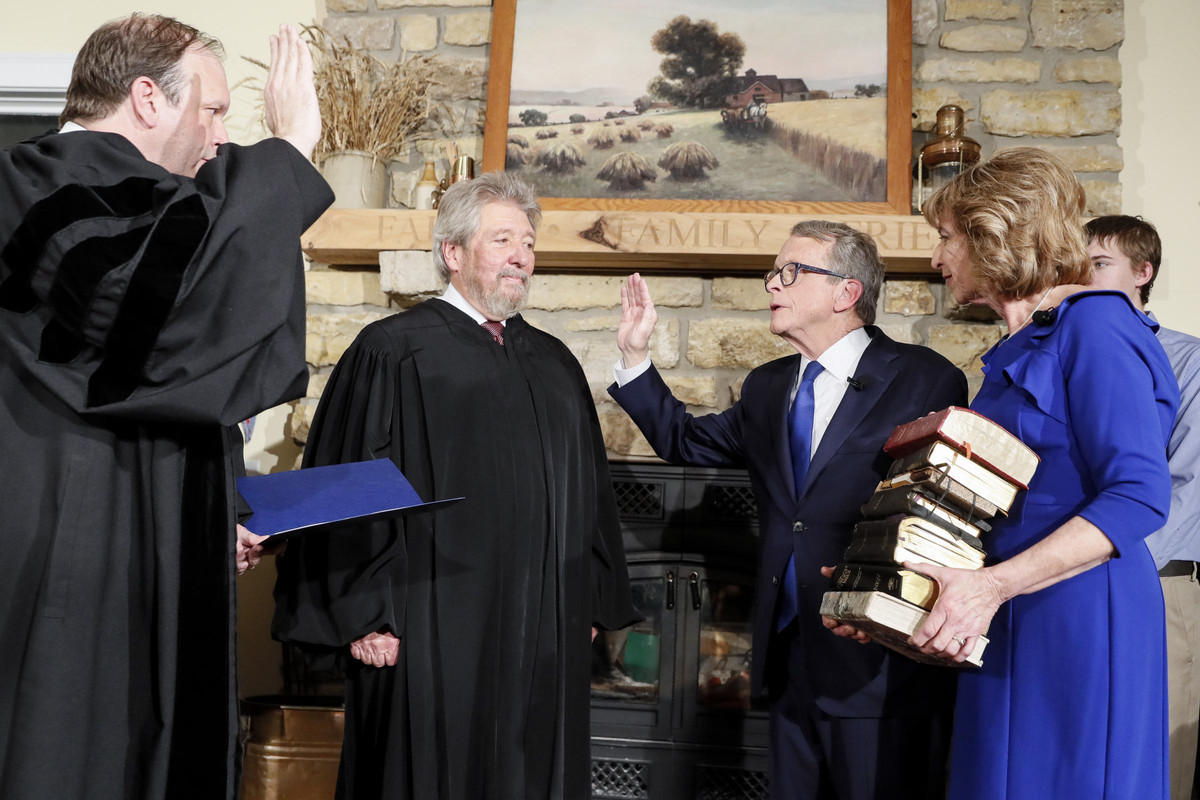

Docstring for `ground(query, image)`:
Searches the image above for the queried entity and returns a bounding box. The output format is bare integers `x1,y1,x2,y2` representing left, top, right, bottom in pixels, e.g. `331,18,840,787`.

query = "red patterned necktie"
481,320,504,345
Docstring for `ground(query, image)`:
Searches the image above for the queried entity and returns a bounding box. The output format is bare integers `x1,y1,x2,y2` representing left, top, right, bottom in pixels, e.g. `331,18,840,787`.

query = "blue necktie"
777,360,824,631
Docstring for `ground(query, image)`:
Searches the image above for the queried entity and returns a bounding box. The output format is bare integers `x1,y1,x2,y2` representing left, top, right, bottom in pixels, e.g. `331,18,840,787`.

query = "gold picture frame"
482,0,913,215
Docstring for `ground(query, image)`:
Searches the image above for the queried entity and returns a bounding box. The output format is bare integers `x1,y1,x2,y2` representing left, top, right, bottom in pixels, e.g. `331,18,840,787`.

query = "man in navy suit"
609,220,967,799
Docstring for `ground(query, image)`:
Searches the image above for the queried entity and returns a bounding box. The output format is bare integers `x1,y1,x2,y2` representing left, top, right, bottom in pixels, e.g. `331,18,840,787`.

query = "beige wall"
1,1,322,143
1120,0,1200,337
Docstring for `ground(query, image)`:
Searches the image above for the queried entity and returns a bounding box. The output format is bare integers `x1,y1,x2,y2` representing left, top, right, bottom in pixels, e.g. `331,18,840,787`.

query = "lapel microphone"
1032,307,1057,326
846,376,867,391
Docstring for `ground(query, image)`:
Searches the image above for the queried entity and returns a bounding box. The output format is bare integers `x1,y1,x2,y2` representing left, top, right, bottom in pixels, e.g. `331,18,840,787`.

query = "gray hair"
431,172,542,282
788,219,883,326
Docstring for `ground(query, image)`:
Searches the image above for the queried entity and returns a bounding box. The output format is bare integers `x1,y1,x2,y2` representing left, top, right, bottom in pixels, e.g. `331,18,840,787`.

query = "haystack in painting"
596,152,657,190
535,141,587,174
506,142,527,169
587,129,616,150
658,141,719,181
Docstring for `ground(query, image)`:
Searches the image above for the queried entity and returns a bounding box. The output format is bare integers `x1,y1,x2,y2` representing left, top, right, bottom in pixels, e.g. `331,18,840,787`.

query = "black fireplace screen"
589,464,769,800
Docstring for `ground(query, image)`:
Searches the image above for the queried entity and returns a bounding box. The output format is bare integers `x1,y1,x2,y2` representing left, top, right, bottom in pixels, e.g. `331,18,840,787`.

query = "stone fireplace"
293,0,1127,461
252,5,1130,793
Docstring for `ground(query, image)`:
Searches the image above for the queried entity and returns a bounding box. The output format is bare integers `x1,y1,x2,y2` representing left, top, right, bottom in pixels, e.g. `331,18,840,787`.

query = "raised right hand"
264,23,322,159
618,273,657,369
349,629,400,667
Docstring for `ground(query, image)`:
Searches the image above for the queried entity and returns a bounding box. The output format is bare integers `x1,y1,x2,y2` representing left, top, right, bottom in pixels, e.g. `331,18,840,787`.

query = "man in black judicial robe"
273,173,638,800
0,17,331,800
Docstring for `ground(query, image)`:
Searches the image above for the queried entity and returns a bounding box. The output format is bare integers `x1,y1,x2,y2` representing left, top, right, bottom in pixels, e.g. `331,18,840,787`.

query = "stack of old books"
819,406,1040,668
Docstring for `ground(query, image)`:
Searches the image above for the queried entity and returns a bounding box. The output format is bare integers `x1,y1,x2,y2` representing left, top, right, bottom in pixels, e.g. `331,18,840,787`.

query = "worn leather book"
845,516,986,570
887,441,1021,512
861,485,990,546
875,466,1002,520
883,406,1039,488
827,562,940,610
820,590,988,668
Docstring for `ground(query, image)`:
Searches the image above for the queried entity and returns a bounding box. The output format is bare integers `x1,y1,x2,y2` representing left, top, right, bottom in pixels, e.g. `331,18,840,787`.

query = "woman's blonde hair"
923,147,1090,301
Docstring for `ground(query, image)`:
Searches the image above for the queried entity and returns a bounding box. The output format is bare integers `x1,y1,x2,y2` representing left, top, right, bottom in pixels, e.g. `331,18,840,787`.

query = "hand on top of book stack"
819,406,1041,669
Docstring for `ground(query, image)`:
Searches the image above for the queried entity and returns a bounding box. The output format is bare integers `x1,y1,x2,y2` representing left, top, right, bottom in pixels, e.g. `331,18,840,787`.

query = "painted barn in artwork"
725,69,811,107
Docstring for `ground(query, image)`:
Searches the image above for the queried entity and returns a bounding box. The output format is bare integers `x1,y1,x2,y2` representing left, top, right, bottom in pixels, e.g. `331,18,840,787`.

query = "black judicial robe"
0,131,332,800
273,300,639,800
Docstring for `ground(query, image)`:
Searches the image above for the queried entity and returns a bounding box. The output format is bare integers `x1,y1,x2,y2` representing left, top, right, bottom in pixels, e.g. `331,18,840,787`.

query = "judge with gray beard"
273,172,638,800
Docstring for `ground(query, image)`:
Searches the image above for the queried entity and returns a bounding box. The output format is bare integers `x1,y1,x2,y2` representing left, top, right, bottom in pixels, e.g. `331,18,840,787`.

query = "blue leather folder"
237,458,462,537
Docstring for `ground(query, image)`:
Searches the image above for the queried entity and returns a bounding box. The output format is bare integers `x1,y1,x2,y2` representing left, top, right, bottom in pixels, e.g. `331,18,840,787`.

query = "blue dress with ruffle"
948,291,1177,799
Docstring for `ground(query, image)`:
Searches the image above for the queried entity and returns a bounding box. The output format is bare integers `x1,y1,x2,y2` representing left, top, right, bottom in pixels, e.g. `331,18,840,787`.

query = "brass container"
240,695,344,800
914,105,982,214
432,155,476,208
449,155,475,183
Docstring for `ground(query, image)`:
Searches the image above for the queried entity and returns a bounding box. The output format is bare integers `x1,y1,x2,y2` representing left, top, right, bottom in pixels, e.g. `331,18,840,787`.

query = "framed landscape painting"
482,0,913,214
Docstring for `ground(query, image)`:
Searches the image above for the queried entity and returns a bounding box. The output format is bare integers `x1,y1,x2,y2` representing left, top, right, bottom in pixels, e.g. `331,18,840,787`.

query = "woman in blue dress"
906,148,1178,798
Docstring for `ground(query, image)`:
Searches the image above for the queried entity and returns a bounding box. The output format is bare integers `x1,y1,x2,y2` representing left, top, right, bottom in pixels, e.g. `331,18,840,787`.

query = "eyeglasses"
763,262,852,289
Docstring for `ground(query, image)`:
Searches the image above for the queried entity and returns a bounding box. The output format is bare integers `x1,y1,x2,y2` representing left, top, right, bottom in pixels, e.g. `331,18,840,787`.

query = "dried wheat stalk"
243,24,471,163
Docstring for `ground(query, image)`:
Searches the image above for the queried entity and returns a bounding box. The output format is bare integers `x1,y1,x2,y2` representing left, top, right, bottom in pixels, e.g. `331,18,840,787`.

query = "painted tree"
518,108,548,127
647,16,745,109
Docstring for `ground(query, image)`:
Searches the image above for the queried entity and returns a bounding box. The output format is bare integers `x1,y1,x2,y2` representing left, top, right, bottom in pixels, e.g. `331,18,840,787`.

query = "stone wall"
320,0,492,203
301,264,1004,458
295,0,1123,460
912,0,1123,216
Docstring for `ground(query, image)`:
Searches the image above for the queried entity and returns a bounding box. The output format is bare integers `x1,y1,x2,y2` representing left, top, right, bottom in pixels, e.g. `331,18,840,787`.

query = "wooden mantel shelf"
302,209,940,276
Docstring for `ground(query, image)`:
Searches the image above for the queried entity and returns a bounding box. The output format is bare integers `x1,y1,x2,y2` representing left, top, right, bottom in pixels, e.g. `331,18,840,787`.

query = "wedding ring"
952,635,967,647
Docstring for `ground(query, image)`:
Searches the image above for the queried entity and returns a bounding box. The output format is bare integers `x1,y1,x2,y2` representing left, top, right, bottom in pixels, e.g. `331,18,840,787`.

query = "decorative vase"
413,159,439,210
320,150,387,209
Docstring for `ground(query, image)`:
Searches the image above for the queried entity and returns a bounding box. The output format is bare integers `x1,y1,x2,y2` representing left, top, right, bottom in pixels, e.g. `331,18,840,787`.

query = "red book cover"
883,406,1039,488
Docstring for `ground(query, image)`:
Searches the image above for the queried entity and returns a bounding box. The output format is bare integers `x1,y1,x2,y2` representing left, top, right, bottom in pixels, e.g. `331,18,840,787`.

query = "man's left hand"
818,565,873,643
236,524,283,575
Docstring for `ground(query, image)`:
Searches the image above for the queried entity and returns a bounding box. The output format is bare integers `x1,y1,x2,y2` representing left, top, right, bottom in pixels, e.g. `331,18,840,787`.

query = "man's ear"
834,278,864,314
1133,260,1155,289
128,76,162,128
442,241,464,277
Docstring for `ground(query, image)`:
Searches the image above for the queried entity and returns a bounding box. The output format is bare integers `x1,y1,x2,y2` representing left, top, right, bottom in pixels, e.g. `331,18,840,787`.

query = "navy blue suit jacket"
609,326,968,718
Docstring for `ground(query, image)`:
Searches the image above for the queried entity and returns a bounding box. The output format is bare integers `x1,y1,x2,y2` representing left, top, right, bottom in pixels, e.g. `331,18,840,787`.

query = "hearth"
590,463,769,800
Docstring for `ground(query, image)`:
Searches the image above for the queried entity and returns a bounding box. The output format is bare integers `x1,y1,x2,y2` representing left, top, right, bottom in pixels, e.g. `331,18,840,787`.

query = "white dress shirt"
436,282,504,326
614,326,872,458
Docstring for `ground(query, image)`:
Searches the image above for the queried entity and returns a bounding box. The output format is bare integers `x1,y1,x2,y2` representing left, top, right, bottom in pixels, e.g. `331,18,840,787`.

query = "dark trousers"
767,631,952,800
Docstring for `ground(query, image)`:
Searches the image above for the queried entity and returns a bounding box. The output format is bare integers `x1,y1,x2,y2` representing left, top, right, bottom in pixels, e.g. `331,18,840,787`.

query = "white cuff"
614,357,653,387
